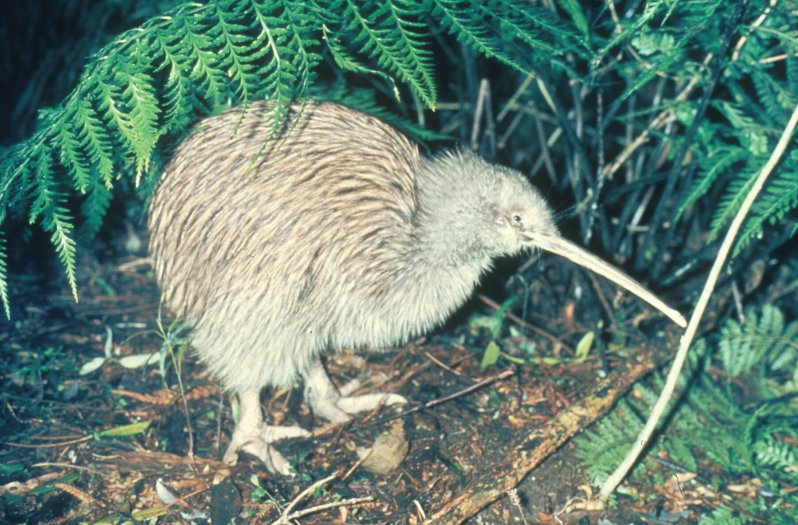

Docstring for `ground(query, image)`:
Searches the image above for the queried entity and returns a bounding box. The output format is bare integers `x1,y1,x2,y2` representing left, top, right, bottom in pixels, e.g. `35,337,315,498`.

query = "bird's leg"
303,358,407,423
222,390,310,475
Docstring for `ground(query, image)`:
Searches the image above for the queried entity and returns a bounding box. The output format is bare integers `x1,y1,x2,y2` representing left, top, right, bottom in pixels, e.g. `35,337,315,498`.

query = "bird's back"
148,102,422,388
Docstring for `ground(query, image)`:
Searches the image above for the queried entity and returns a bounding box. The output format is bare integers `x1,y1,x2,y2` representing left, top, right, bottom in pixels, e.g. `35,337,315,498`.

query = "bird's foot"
304,360,407,423
222,421,310,475
223,390,310,475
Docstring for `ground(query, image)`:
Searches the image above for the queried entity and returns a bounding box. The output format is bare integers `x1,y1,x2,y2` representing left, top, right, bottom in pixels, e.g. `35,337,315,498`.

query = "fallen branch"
426,350,656,524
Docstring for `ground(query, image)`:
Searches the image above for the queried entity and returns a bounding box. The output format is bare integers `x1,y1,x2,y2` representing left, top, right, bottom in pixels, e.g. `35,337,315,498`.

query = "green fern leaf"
80,177,114,241
211,1,262,102
717,305,798,377
73,99,116,188
557,0,589,39
386,0,437,107
333,0,436,106
28,145,78,301
678,145,747,217
751,65,790,126
45,204,79,302
152,25,196,134
251,0,318,110
709,168,757,240
433,0,529,75
123,58,163,178
736,170,798,254
182,7,231,107
255,0,321,100
700,505,747,525
93,77,140,170
55,107,92,193
754,436,798,473
485,0,588,59
719,101,770,156
324,24,400,97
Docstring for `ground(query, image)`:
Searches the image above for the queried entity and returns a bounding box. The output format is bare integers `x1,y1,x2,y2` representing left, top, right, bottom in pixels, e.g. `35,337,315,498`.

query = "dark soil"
0,230,737,524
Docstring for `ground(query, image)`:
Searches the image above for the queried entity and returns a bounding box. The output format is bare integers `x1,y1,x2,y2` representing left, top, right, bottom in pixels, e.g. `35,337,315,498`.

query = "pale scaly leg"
303,358,407,423
222,390,310,475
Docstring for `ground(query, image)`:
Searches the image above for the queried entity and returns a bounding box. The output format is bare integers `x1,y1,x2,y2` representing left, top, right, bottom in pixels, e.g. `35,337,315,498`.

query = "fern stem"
599,100,798,500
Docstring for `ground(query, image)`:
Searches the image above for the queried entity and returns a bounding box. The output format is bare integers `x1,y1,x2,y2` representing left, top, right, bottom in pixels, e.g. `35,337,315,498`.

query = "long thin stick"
376,368,515,424
599,101,798,499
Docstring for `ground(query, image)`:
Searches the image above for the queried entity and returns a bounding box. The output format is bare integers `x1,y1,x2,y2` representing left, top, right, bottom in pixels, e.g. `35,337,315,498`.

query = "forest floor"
0,227,785,525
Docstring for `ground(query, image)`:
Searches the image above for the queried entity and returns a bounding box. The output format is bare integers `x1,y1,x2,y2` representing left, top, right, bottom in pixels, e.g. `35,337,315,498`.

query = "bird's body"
148,101,682,473
149,102,553,391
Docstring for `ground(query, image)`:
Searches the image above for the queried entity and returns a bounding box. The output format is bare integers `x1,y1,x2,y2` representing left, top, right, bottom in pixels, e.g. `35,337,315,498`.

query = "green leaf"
574,331,594,362
557,0,589,40
98,420,152,438
481,340,502,368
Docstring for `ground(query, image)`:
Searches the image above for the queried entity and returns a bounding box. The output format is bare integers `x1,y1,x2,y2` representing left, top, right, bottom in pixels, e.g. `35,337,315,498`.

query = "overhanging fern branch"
331,0,437,107
432,0,589,77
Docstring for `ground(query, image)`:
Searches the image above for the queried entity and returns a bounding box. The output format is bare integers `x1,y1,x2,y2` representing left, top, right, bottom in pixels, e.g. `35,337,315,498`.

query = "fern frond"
717,305,798,377
252,0,321,104
152,25,196,134
28,145,78,301
55,107,91,193
329,0,436,107
73,99,116,188
80,177,114,241
324,24,400,96
123,70,162,181
700,506,748,525
486,0,589,59
432,0,532,76
751,65,792,126
251,0,319,115
181,6,231,107
678,145,747,217
93,77,140,171
45,205,79,302
210,1,262,102
386,0,437,106
736,170,798,254
709,166,757,240
754,436,798,474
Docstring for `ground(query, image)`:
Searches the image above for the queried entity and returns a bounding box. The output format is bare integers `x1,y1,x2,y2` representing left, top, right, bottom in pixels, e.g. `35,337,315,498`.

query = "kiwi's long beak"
525,233,687,328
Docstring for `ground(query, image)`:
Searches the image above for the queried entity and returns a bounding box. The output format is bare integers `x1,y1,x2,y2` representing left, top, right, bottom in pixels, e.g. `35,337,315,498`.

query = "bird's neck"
392,157,497,324
412,154,495,269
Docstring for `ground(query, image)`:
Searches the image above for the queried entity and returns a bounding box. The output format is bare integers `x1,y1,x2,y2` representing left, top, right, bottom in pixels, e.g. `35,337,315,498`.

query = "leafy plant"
574,305,798,523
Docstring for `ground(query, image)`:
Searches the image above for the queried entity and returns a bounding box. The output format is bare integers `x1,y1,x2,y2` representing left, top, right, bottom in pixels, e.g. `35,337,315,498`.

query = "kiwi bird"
148,101,685,474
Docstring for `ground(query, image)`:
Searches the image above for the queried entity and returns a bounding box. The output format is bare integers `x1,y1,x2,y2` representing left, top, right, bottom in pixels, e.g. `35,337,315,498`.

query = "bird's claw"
223,423,310,475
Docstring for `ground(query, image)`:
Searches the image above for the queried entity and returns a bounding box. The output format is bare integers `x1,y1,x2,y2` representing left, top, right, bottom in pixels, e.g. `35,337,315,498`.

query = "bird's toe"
223,423,310,475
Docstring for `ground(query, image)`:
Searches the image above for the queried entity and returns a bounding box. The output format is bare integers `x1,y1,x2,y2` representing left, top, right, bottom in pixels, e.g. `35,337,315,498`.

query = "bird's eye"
511,213,523,225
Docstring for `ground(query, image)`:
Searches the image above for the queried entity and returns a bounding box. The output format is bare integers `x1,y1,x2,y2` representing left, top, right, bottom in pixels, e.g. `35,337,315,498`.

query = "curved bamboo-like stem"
599,101,798,499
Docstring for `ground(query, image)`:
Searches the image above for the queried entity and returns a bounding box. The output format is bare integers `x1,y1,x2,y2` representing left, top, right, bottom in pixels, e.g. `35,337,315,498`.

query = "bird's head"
417,149,558,259
481,161,560,257
417,149,687,328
